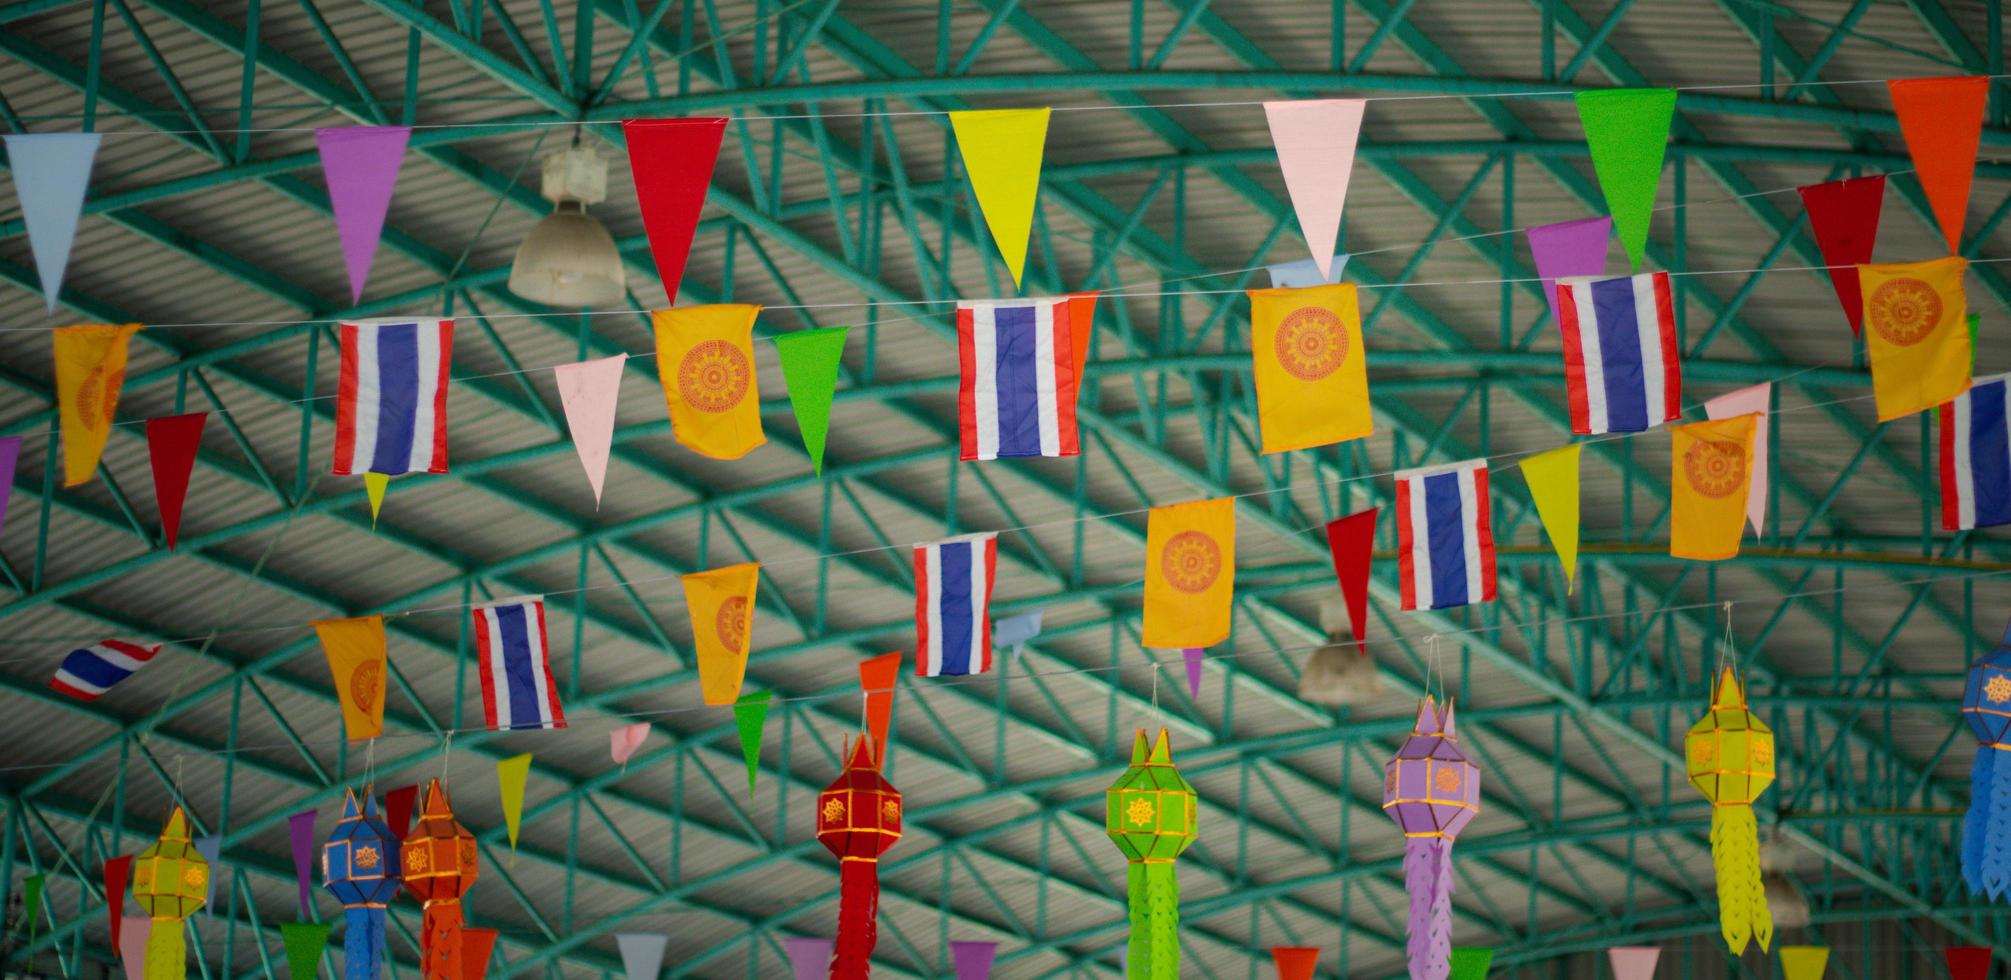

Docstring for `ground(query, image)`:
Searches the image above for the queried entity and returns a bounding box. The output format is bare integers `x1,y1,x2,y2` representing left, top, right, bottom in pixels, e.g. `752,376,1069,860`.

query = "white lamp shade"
509,202,626,307
1297,635,1382,706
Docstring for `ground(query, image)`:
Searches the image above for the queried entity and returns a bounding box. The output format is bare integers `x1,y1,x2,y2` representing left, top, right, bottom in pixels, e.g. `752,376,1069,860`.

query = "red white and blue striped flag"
1942,374,2011,531
334,318,453,475
1555,271,1682,435
956,299,1081,461
49,640,159,700
914,533,999,677
473,596,567,730
1394,459,1496,611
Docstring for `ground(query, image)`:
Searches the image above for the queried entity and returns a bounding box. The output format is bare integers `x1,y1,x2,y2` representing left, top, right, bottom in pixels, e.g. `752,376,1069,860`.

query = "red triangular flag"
383,784,417,837
859,651,902,769
104,854,131,949
1796,176,1884,336
460,927,500,980
1272,946,1320,980
1324,508,1378,654
1944,946,1992,980
622,118,726,300
1888,76,1988,253
146,413,206,550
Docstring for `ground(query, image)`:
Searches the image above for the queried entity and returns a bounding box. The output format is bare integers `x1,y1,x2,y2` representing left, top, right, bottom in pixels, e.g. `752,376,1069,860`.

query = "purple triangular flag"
0,435,19,536
315,126,410,305
1524,215,1611,326
3,133,101,312
952,940,998,979
782,936,831,980
287,808,316,918
192,834,222,912
1183,647,1204,698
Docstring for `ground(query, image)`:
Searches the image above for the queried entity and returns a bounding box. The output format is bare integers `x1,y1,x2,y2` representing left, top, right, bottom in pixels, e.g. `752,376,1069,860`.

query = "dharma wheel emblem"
822,798,846,823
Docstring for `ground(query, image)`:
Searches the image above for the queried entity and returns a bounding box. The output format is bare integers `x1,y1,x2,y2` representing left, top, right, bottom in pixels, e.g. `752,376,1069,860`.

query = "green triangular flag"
773,326,849,475
734,690,772,798
1575,88,1677,272
17,873,43,942
1449,946,1493,980
281,921,331,979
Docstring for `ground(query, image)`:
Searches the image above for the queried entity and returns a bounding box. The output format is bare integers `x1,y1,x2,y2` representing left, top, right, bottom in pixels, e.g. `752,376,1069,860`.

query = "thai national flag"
334,318,453,475
1941,374,2011,531
956,299,1080,461
1555,272,1682,435
914,533,999,677
473,596,567,731
49,640,160,700
1394,459,1496,611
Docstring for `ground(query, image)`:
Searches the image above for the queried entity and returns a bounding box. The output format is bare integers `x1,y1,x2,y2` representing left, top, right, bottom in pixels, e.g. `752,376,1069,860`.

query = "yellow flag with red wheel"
1859,256,1970,421
653,304,766,459
313,615,386,741
1248,283,1371,454
682,563,760,705
1142,498,1236,648
1670,414,1758,561
53,322,142,486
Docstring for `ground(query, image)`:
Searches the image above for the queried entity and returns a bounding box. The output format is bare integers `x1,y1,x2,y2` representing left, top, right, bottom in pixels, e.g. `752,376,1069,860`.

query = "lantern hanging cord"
440,731,453,780
1424,634,1441,702
1150,662,1162,731
1721,602,1736,675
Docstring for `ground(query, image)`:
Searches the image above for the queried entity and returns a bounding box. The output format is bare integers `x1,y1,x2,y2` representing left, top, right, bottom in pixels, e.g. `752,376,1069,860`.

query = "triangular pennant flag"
1889,77,1988,253
280,921,331,979
774,326,849,475
1779,946,1829,980
1946,947,1993,980
992,609,1042,658
734,690,771,797
18,873,43,942
191,834,221,911
1271,946,1320,980
117,915,150,980
53,322,142,487
1323,508,1377,653
287,808,316,918
554,354,626,507
1525,215,1611,325
1263,99,1365,281
948,108,1051,288
363,472,388,526
623,118,727,299
1449,946,1493,980
782,936,832,980
460,928,500,980
146,413,206,550
611,722,649,768
1182,647,1204,699
0,435,20,537
3,133,101,312
314,126,410,305
1266,256,1349,289
1575,88,1677,271
1519,445,1582,591
498,752,532,850
1067,291,1100,385
1796,176,1885,335
383,784,417,838
951,940,998,980
859,651,902,769
1607,946,1660,980
1705,384,1771,536
103,855,130,949
617,933,669,980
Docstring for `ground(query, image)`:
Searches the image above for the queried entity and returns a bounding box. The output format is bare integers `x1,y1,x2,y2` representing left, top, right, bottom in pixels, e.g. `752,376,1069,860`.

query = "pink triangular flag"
951,940,998,979
555,354,626,506
315,126,411,305
611,722,649,767
1182,648,1204,698
1607,947,1659,980
1263,99,1365,281
1704,384,1770,536
146,413,206,551
118,915,150,980
783,936,832,980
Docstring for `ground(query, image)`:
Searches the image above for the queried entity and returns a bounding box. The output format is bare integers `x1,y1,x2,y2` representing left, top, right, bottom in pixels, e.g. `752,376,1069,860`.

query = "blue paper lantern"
323,788,402,980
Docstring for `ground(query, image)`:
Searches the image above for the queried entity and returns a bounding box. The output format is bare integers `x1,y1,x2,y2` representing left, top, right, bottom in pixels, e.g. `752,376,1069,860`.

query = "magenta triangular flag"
1525,216,1611,326
146,413,206,550
1263,99,1364,280
1182,647,1204,698
315,126,410,305
782,936,831,980
951,940,998,979
0,435,20,537
555,354,626,507
287,808,316,917
1607,946,1660,980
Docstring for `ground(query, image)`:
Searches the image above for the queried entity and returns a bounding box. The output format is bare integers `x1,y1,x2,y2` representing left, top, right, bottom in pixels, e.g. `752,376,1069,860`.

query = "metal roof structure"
0,0,2008,977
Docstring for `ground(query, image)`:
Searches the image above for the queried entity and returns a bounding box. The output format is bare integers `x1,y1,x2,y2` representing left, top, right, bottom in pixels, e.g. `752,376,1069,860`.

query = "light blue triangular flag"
192,834,222,911
992,609,1043,658
3,133,101,312
1266,254,1349,289
616,933,668,980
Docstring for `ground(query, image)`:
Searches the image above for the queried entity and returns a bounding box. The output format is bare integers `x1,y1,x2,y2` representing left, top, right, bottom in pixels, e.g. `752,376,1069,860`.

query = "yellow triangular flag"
52,323,142,486
497,752,531,851
1780,946,1829,980
363,473,388,527
1519,444,1581,592
311,616,386,740
948,108,1050,288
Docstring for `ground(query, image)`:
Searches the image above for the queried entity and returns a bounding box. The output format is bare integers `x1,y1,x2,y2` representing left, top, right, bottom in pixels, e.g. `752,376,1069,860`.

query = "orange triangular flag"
859,651,901,769
1888,76,1988,253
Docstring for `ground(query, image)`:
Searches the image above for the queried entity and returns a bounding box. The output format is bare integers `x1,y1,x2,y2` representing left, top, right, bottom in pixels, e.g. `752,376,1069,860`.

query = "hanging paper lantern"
1686,666,1774,954
324,788,402,980
1382,697,1480,980
1105,728,1198,979
1960,620,2011,899
130,807,208,980
817,734,903,979
402,779,480,980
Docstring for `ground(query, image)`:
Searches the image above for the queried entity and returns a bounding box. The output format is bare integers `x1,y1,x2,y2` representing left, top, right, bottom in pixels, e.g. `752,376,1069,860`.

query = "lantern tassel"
1428,838,1455,980
1985,748,2011,899
1963,747,1992,895
1710,805,1770,954
143,917,185,980
421,902,466,980
1401,836,1455,980
1126,861,1179,979
344,905,384,980
831,859,879,979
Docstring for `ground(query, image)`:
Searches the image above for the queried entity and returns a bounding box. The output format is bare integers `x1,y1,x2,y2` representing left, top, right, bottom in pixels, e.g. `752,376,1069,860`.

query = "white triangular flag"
1704,383,1771,536
1262,100,1365,281
4,133,102,312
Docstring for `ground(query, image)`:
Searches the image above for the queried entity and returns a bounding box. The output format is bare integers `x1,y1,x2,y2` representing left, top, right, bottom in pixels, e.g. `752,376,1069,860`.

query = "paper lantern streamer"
3,133,101,311
316,126,411,305
324,789,402,980
818,736,903,979
1263,99,1364,281
554,354,626,506
773,326,849,475
1383,699,1481,980
735,691,770,797
1106,729,1197,979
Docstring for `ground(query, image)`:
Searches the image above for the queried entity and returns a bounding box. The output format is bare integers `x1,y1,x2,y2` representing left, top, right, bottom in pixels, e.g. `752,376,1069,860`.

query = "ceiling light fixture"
509,143,626,307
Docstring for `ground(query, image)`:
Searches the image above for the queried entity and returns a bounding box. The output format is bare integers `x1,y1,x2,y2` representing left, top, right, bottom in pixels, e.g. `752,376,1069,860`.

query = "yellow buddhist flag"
1142,498,1235,648
52,323,142,486
1248,282,1371,453
1859,256,1970,421
682,562,759,705
1671,414,1758,561
653,304,766,460
312,615,387,740
948,108,1050,288
1519,444,1581,592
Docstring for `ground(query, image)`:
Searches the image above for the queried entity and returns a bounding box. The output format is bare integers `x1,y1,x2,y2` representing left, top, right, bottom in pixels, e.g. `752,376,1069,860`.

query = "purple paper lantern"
1382,697,1481,980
